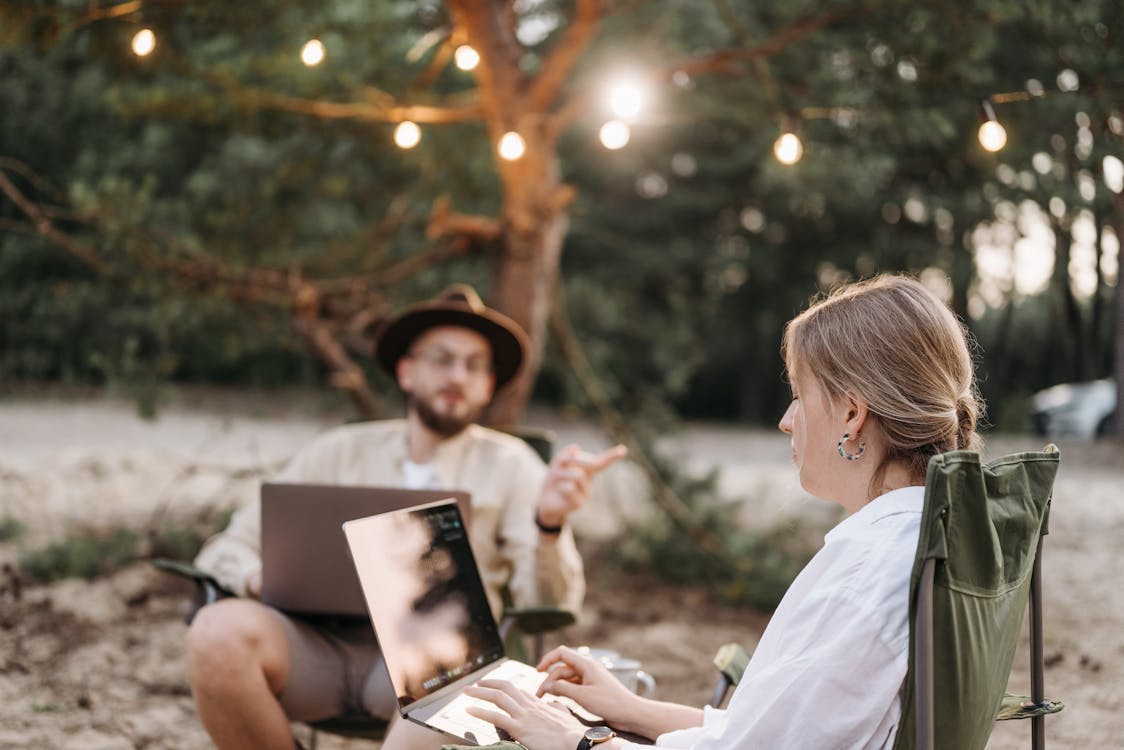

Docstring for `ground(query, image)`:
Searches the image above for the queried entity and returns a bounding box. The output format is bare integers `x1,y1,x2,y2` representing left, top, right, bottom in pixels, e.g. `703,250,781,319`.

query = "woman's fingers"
466,680,528,715
464,703,516,732
537,645,593,673
538,677,583,701
536,666,578,696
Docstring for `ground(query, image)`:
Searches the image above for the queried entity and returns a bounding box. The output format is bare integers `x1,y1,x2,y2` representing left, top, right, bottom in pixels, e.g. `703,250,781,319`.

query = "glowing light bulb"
131,28,156,57
607,79,644,120
454,45,480,71
301,39,326,67
394,121,421,149
773,132,803,165
498,131,525,161
599,120,630,150
978,120,1007,152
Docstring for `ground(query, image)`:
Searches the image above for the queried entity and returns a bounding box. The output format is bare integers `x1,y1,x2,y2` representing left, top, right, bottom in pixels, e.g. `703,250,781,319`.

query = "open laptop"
342,499,602,745
260,483,470,617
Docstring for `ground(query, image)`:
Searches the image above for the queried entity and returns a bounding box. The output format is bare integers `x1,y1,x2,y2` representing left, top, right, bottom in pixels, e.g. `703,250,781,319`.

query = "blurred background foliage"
0,0,1120,432
1,0,1121,604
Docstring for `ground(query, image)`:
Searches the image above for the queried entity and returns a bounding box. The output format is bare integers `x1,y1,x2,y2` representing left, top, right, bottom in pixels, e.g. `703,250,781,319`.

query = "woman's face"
778,365,845,500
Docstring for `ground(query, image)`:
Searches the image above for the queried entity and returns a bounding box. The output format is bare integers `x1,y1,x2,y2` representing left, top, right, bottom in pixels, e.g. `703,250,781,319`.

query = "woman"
463,274,983,750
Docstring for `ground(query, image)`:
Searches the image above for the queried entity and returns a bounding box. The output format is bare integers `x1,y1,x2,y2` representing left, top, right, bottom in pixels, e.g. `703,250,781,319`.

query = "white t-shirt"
626,486,924,750
402,459,441,490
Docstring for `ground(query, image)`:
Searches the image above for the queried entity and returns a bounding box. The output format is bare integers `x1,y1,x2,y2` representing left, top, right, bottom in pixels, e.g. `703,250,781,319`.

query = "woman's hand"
534,646,643,731
464,679,586,750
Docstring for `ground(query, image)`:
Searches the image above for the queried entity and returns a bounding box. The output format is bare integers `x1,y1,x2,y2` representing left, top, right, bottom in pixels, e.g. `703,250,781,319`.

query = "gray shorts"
268,610,398,722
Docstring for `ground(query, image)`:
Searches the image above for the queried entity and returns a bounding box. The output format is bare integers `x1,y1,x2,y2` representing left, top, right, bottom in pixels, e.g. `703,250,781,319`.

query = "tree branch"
672,3,868,77
527,0,605,113
0,169,108,273
426,196,503,243
549,286,730,562
226,83,484,125
293,303,383,418
82,0,143,23
375,241,478,289
548,3,859,136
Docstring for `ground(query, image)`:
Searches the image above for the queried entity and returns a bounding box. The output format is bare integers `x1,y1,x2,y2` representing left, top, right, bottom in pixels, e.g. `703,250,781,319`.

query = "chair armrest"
151,557,236,623
995,692,1064,721
499,606,577,638
708,642,750,708
498,605,578,664
308,713,389,740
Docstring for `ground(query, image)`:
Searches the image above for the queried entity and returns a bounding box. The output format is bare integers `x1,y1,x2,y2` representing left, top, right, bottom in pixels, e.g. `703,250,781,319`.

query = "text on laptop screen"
348,503,504,706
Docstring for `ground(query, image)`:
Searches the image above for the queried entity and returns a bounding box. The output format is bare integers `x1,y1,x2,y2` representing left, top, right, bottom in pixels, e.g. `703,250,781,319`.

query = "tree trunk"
487,137,569,426
1051,224,1085,383
1091,203,1107,377
1113,193,1124,440
447,0,591,426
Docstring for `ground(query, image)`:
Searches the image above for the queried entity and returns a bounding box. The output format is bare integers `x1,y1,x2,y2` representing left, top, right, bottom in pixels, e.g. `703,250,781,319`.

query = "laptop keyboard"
427,660,547,744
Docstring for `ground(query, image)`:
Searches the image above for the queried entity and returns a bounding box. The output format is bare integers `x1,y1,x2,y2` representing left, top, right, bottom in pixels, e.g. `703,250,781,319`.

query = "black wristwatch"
534,511,563,535
577,726,616,750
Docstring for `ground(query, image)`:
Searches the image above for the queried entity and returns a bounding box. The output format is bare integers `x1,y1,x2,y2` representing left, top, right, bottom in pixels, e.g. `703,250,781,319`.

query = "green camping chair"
706,446,1064,749
896,445,1063,750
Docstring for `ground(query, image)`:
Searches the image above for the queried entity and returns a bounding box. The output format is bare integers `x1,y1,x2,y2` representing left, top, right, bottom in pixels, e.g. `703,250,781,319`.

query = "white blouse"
626,486,924,750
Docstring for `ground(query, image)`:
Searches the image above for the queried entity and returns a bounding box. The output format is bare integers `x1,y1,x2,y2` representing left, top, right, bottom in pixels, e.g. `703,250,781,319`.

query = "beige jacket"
194,420,585,619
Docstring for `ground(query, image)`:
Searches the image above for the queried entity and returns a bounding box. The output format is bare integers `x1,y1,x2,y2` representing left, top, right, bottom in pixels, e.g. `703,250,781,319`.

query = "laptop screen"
344,500,505,707
260,484,471,617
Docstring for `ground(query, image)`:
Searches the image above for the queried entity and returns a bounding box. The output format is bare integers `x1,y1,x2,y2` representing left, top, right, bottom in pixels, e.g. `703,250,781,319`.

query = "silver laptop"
260,483,470,617
343,499,599,745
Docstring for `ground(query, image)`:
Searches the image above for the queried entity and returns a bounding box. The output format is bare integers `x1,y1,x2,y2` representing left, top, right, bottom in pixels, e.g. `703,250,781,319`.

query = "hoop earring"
837,432,866,461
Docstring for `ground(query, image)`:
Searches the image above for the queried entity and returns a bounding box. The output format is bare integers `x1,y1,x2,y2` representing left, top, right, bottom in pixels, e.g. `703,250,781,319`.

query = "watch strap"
535,512,563,535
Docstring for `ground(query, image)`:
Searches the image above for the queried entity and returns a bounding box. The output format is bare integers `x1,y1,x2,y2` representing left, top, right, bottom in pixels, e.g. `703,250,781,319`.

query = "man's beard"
409,392,483,438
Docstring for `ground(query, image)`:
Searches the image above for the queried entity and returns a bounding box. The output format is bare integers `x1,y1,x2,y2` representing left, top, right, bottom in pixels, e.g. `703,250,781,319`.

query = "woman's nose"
778,402,795,434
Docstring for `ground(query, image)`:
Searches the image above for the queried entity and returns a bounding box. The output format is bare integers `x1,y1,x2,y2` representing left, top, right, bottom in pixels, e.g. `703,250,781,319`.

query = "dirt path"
0,393,1121,748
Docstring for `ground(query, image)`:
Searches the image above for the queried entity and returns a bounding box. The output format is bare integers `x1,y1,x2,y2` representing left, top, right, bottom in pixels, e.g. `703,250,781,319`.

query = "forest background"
1,0,1121,439
2,3,1124,747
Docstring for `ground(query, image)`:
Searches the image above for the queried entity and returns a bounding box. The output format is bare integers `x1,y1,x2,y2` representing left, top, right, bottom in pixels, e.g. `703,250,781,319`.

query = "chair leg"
915,559,936,750
709,676,732,710
1029,539,1045,750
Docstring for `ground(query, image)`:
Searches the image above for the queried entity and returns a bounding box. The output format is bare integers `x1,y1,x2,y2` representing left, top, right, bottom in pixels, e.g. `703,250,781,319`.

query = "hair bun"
955,392,982,451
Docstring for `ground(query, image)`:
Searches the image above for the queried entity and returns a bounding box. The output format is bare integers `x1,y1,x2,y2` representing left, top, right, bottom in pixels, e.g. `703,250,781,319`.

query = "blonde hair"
782,274,983,487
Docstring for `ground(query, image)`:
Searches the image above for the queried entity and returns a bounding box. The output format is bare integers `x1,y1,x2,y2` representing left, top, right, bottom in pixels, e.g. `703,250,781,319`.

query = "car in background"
1028,378,1117,439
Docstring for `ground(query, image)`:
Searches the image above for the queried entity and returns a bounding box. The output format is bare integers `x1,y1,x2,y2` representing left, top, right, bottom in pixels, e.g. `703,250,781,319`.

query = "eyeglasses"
408,347,493,376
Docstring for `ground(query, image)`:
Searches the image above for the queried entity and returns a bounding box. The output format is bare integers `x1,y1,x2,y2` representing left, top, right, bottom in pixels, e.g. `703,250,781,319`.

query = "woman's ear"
843,391,870,436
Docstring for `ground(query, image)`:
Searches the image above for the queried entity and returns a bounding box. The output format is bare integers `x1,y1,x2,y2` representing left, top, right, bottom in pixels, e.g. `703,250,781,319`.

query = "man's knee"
186,599,287,687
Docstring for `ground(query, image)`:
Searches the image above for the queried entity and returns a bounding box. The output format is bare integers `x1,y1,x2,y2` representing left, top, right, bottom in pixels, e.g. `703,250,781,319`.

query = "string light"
607,78,645,121
498,131,526,160
454,45,480,71
977,100,1007,152
394,121,421,149
131,28,156,57
773,131,803,165
599,120,630,150
301,39,326,67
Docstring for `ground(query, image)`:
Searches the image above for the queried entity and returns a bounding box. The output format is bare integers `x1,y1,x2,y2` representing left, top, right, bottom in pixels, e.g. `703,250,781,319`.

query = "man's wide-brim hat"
374,284,529,390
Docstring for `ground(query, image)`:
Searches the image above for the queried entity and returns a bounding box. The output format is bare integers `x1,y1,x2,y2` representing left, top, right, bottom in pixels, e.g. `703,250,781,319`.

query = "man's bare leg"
186,598,294,750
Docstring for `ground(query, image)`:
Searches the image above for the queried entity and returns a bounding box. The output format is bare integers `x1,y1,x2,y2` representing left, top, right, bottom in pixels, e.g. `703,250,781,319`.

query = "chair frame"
914,513,1053,750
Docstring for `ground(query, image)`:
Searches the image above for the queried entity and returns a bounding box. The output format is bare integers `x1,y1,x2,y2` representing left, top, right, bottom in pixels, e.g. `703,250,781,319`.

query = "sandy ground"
0,391,1121,749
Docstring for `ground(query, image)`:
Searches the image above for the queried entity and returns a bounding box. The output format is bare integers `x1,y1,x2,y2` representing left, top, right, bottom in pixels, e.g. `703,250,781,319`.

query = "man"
186,284,626,750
